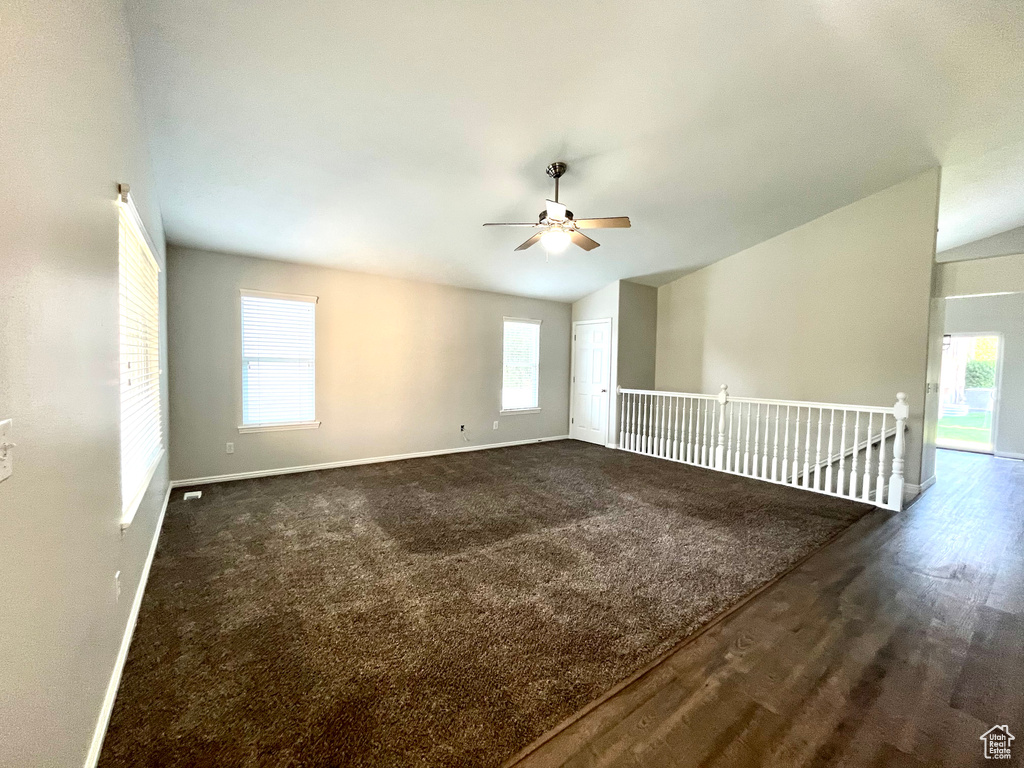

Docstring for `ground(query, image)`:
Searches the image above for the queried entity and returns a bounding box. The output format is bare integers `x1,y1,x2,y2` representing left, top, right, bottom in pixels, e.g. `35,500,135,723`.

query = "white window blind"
119,194,163,524
502,318,541,411
241,291,317,428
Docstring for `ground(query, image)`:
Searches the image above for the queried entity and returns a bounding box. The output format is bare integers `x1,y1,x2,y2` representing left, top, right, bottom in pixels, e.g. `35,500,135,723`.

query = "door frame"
569,318,614,446
937,331,1004,455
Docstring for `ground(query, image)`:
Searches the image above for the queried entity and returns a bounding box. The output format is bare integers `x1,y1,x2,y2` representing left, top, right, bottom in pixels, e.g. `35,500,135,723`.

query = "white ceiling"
127,0,1024,302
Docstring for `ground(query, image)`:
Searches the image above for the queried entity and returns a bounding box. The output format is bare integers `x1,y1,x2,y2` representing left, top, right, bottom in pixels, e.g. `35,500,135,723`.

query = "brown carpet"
100,440,871,767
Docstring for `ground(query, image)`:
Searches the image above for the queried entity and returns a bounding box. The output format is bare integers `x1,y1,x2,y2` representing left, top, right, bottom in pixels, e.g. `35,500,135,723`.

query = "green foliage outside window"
965,359,995,389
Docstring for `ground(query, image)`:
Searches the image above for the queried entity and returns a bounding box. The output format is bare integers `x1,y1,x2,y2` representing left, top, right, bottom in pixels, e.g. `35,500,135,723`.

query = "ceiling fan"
484,162,630,253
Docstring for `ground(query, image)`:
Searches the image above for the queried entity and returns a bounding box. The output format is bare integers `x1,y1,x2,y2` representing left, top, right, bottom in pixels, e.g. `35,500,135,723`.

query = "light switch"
0,419,13,483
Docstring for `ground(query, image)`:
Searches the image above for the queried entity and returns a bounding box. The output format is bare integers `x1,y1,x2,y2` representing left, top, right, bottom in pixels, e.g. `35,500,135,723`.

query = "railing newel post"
715,384,728,470
887,392,909,510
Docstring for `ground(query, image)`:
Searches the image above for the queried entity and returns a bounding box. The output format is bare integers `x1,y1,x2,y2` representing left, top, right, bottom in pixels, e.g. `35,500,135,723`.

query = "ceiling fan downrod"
546,161,567,203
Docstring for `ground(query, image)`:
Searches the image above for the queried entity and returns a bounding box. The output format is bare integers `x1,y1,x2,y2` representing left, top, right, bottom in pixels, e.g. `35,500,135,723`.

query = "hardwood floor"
507,449,1024,768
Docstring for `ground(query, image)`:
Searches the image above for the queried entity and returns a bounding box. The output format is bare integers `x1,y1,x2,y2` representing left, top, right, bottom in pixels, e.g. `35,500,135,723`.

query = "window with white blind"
118,189,163,526
502,318,541,412
240,290,318,431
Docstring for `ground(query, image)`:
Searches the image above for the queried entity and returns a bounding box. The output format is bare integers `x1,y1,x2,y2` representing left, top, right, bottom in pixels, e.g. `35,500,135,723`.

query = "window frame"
117,186,164,528
500,316,543,415
238,288,321,433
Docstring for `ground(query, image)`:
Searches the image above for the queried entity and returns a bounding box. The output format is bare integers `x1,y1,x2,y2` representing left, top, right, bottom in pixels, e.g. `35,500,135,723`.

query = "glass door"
937,334,1000,453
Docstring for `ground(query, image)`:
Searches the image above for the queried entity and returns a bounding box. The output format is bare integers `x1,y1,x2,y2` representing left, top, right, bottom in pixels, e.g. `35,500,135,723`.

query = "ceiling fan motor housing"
539,209,573,223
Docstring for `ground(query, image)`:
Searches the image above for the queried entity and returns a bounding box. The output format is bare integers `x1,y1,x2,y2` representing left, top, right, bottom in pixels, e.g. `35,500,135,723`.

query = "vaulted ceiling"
127,0,1024,302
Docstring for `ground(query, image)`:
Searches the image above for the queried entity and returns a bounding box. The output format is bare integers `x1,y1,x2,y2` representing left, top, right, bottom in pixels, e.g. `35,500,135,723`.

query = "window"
118,188,163,526
240,290,318,431
502,318,541,412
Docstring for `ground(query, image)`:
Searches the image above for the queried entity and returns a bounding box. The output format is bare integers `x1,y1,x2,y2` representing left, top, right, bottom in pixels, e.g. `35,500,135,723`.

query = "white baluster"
639,394,646,453
656,395,663,456
837,410,848,494
862,412,874,502
685,397,693,463
705,398,714,466
791,407,801,485
619,390,626,450
802,406,812,488
738,403,748,475
761,406,770,478
752,403,761,477
647,394,653,455
813,407,823,490
697,397,704,464
664,396,672,459
675,396,683,461
887,393,908,509
698,398,707,465
662,396,669,457
825,409,836,492
733,402,742,471
726,401,734,471
781,406,791,481
630,393,638,451
647,394,654,455
684,397,691,463
771,405,780,480
875,413,887,504
665,396,671,458
708,399,716,466
630,393,638,454
849,412,860,498
700,398,707,465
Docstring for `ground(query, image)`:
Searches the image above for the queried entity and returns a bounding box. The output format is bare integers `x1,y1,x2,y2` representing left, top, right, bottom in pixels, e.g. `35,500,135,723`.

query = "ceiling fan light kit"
540,228,571,254
483,162,631,254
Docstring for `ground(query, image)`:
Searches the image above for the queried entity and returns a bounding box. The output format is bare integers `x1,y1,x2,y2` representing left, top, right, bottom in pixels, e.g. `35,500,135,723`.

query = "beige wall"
167,247,571,481
0,1,169,765
617,281,658,392
934,253,1024,298
655,170,941,487
944,294,1024,459
937,224,1024,263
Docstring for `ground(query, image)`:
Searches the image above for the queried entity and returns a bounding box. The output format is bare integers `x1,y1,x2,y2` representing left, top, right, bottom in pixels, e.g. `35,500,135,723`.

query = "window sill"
120,449,165,529
238,421,321,434
500,408,542,415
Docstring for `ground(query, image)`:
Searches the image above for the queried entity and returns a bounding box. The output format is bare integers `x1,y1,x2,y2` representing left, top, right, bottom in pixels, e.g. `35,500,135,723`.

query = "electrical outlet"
493,421,499,430
226,442,234,454
183,491,202,501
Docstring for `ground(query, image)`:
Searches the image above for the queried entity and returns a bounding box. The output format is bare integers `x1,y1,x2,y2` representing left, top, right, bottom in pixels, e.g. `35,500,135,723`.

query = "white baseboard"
996,451,1024,461
904,475,936,501
84,483,172,768
170,435,571,488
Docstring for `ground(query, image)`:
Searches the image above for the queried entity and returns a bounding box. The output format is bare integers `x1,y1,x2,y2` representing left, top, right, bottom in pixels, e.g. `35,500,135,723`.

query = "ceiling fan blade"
546,199,567,221
483,222,542,227
569,230,600,251
514,232,544,251
572,217,631,229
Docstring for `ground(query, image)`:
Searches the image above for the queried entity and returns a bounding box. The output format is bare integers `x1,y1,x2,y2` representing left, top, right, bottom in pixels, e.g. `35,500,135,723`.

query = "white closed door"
571,319,612,444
